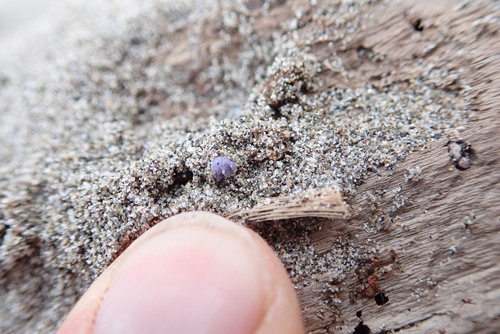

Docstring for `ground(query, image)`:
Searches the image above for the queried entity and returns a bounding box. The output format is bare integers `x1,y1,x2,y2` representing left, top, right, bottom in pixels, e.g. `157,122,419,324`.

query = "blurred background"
0,0,64,40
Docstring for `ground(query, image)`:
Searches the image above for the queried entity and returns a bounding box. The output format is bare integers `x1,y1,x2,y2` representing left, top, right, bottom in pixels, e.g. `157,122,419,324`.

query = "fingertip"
58,212,304,334
57,263,116,334
245,229,305,334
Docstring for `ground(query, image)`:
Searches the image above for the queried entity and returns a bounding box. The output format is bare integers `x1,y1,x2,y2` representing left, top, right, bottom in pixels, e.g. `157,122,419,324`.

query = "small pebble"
449,142,462,160
211,156,237,180
449,141,472,170
457,157,471,170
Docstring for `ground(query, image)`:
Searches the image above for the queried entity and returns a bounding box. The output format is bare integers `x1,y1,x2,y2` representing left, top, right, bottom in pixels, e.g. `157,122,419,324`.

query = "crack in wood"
377,312,448,333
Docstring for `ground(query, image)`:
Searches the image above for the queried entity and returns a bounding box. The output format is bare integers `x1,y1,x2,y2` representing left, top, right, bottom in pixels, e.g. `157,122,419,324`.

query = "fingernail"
93,213,267,334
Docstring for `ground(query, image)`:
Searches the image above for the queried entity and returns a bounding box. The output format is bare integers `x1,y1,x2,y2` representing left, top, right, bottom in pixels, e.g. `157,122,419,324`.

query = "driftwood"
279,1,500,333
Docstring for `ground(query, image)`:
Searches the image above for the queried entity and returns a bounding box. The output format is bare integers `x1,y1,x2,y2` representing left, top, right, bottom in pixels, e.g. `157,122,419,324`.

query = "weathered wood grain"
293,1,500,332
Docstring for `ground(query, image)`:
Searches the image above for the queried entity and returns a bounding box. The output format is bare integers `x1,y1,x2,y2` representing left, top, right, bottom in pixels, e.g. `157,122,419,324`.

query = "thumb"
58,212,305,334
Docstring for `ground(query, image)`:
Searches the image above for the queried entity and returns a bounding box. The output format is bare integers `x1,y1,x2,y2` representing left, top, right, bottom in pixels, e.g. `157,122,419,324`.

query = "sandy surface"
0,0,496,333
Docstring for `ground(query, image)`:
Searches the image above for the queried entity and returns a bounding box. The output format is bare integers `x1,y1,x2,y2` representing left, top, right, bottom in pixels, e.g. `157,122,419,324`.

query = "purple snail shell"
211,156,237,180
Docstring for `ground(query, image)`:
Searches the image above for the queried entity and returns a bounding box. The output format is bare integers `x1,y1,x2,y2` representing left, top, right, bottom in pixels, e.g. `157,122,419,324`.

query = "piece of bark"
226,188,350,223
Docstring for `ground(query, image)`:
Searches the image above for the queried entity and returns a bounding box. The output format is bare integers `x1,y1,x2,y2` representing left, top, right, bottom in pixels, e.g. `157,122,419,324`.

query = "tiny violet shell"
211,156,237,180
